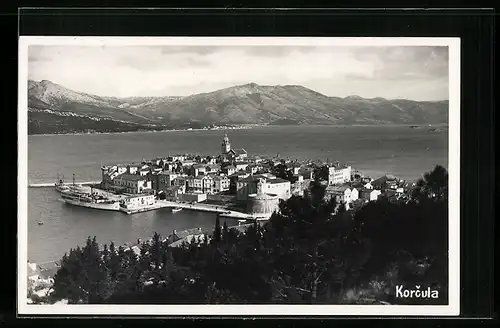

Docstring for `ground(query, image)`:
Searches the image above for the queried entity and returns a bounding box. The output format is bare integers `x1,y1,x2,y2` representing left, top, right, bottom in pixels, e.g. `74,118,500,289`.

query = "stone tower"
221,132,231,154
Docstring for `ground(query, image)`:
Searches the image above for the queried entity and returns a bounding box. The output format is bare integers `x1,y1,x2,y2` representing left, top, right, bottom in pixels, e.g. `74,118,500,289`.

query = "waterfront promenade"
149,200,252,219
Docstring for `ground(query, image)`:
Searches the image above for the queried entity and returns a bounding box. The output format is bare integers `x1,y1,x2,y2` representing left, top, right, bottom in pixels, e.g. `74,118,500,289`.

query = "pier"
29,181,101,188
124,200,252,219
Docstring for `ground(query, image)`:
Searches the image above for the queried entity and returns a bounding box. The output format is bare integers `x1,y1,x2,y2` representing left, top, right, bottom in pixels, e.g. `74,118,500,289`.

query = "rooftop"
172,227,208,240
326,184,351,192
268,178,290,184
159,170,176,175
116,173,148,182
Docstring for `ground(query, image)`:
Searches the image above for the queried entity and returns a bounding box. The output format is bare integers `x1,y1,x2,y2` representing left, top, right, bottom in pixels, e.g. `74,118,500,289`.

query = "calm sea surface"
27,125,448,263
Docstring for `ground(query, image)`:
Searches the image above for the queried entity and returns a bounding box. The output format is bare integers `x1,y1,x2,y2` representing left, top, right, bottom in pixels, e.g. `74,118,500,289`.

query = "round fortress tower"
247,178,280,216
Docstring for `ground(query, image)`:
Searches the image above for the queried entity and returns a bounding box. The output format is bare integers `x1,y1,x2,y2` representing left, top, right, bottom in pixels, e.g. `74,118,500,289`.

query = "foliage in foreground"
48,165,449,305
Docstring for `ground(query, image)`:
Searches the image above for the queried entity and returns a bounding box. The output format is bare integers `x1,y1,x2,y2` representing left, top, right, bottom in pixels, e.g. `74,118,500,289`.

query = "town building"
167,227,208,247
191,164,207,177
160,185,185,201
235,161,249,171
212,175,230,193
222,164,237,176
201,175,215,194
372,174,399,191
180,193,207,203
157,171,178,191
120,193,155,209
186,176,203,193
229,171,251,194
162,161,177,172
168,155,186,162
245,164,263,175
328,163,352,185
127,163,149,175
289,163,302,175
205,164,221,175
236,174,291,201
324,185,359,205
113,173,153,194
298,167,314,180
358,188,381,202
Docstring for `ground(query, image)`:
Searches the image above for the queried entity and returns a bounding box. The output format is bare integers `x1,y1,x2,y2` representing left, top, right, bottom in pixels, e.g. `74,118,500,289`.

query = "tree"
271,163,294,182
222,220,229,243
411,165,448,202
313,165,329,181
49,164,449,305
52,246,86,304
52,236,106,304
213,214,222,244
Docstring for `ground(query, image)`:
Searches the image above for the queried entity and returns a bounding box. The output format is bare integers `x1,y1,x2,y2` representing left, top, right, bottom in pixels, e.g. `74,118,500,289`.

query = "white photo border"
18,36,460,316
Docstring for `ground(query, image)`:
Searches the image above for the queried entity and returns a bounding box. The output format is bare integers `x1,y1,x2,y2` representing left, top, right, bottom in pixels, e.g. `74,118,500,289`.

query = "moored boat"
60,190,120,211
171,207,183,213
55,174,69,192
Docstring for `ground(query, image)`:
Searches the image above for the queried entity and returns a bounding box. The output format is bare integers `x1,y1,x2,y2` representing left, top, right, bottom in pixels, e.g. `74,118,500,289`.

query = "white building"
363,182,374,189
325,185,357,204
191,164,207,177
235,161,249,171
236,174,291,201
120,193,155,209
168,155,186,162
328,164,352,185
369,189,382,201
127,164,149,175
359,188,382,202
212,175,230,193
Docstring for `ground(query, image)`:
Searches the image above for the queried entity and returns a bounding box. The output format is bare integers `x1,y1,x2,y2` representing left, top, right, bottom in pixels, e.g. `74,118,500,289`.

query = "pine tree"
222,220,229,243
151,232,162,272
213,214,222,244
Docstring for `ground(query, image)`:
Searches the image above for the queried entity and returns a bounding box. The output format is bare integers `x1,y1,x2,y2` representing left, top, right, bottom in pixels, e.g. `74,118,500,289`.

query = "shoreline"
27,123,449,137
28,125,260,137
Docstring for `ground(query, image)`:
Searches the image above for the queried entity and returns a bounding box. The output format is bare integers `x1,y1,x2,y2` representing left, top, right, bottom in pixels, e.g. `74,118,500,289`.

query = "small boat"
38,221,44,225
171,207,183,213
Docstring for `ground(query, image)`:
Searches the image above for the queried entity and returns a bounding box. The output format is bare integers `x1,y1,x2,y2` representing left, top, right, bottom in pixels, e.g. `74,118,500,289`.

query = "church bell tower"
221,132,231,154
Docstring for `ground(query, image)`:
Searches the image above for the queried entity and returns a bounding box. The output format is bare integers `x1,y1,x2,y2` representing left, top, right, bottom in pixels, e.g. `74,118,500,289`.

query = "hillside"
26,80,449,134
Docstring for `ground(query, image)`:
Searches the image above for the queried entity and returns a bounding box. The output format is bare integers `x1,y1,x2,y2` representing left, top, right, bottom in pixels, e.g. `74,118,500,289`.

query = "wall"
181,193,207,203
246,193,280,215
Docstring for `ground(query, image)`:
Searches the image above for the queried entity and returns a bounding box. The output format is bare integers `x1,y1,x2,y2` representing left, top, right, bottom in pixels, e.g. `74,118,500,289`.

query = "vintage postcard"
18,36,460,316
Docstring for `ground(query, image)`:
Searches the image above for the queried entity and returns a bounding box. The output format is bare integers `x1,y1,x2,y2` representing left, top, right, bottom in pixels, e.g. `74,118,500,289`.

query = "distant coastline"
28,123,449,137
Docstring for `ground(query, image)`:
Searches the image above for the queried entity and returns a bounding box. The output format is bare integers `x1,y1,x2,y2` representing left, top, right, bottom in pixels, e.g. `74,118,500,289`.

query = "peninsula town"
57,132,414,220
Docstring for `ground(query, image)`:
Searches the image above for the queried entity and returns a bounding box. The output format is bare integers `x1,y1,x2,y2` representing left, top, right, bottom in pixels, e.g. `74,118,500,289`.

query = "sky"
28,45,449,101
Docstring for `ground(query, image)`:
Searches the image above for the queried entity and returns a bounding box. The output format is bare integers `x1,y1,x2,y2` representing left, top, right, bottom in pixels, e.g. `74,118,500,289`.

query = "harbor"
27,129,427,267
30,132,417,223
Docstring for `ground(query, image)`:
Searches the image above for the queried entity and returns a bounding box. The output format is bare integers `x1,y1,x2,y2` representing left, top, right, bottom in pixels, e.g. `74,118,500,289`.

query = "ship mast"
73,173,75,186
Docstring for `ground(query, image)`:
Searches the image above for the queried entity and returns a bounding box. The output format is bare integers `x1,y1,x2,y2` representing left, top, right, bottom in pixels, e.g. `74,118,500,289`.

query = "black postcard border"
5,7,496,324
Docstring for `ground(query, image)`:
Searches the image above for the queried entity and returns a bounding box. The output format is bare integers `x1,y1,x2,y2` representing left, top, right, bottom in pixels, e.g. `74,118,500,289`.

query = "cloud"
27,45,449,100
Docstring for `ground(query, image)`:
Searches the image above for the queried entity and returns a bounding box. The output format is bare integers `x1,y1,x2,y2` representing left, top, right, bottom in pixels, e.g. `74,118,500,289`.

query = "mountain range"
27,80,448,135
